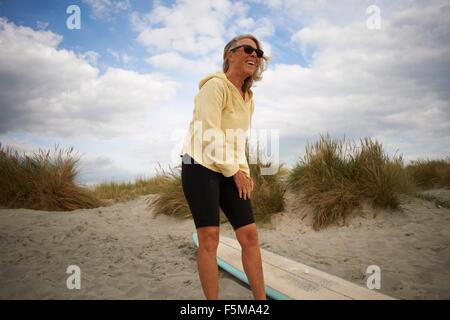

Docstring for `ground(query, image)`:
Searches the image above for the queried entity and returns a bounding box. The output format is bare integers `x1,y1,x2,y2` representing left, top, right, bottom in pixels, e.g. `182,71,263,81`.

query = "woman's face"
228,38,260,77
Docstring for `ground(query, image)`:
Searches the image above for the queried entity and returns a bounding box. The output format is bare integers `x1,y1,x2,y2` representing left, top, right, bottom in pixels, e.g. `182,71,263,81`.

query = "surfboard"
192,232,395,300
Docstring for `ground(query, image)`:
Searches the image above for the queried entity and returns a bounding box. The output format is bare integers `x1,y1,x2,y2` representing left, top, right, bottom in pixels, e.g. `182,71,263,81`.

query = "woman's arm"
195,79,240,177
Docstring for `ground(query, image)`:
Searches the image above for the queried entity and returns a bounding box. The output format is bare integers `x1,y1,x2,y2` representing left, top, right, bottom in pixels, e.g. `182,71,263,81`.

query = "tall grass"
247,147,286,224
351,138,414,207
0,144,102,211
406,158,450,189
147,148,287,225
145,165,191,219
287,134,415,230
93,173,171,203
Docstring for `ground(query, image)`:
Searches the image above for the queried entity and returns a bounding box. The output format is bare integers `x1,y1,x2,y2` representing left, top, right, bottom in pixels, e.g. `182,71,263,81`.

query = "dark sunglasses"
231,45,264,58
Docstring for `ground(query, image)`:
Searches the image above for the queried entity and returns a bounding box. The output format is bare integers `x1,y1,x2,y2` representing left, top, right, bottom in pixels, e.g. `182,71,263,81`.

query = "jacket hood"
198,72,253,100
198,72,228,89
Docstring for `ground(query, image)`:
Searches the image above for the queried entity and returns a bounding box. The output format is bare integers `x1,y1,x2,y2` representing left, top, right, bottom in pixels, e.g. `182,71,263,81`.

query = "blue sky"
0,0,449,184
0,0,307,70
1,1,160,72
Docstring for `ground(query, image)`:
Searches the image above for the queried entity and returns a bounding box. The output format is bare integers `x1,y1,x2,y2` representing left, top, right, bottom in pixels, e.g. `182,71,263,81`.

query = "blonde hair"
223,34,269,92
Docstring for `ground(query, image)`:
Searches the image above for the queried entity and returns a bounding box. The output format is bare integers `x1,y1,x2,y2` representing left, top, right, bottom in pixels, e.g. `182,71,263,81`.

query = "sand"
1,189,449,300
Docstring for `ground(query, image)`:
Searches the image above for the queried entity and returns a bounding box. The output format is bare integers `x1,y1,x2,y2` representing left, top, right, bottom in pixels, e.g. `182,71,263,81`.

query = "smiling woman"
223,34,269,95
179,34,269,300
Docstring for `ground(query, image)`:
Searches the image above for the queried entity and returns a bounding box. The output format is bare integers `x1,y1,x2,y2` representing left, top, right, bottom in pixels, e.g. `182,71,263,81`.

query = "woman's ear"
226,50,234,63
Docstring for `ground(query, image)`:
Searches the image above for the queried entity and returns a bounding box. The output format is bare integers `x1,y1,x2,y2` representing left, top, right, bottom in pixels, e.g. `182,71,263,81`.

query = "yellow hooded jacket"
180,72,254,178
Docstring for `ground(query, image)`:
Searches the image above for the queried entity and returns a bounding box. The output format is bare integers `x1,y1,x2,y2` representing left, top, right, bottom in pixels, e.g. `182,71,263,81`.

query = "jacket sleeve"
195,79,240,177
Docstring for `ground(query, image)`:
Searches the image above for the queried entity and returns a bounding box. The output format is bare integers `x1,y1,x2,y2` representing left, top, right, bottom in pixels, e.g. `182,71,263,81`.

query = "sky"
0,0,449,185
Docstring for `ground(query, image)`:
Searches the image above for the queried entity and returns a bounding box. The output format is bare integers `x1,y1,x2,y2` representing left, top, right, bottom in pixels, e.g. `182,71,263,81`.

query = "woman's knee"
235,223,259,249
197,226,220,253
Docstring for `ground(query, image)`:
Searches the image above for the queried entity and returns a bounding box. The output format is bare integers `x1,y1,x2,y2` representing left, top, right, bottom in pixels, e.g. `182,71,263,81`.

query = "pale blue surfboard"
192,232,395,300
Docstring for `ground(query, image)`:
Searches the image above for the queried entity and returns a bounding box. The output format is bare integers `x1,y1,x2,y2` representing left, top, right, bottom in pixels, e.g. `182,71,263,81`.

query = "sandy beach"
1,189,449,300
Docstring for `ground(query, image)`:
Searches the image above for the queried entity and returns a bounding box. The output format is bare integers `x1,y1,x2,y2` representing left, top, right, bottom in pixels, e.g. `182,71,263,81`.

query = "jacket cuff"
221,165,240,178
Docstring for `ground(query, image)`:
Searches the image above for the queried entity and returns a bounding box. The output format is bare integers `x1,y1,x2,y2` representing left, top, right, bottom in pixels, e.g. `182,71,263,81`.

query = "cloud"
36,20,49,30
107,47,120,60
76,154,134,185
0,18,179,139
107,48,132,64
79,50,101,66
252,1,450,162
0,136,134,185
0,138,44,156
131,0,275,74
146,51,220,75
131,0,236,55
2,0,448,185
83,0,131,22
121,53,131,64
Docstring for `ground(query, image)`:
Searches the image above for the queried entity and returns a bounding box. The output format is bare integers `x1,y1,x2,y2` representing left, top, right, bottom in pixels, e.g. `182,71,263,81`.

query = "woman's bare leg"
196,226,220,299
235,223,267,300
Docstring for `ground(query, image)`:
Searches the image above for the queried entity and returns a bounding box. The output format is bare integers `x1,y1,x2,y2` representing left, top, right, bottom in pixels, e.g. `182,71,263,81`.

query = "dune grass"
406,158,450,189
287,134,415,230
246,152,287,224
3,138,446,231
145,165,191,219
92,172,171,203
0,143,102,211
147,149,287,225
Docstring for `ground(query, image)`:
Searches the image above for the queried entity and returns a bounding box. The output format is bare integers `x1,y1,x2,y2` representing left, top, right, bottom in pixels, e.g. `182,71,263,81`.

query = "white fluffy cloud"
80,50,101,66
131,0,237,54
252,1,450,163
146,52,220,75
131,0,274,74
77,154,135,185
0,18,179,138
0,17,184,183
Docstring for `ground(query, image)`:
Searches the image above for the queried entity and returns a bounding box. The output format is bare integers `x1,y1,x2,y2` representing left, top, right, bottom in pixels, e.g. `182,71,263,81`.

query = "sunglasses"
230,45,264,58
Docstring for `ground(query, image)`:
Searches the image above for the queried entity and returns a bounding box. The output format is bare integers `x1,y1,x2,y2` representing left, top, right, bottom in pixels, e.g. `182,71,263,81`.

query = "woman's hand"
233,170,254,200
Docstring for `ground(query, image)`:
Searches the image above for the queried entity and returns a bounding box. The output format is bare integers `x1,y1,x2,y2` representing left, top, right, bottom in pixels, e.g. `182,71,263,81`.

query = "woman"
180,34,268,300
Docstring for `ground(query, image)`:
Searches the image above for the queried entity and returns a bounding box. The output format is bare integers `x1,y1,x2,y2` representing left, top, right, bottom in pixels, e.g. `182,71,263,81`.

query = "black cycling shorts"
181,153,255,230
